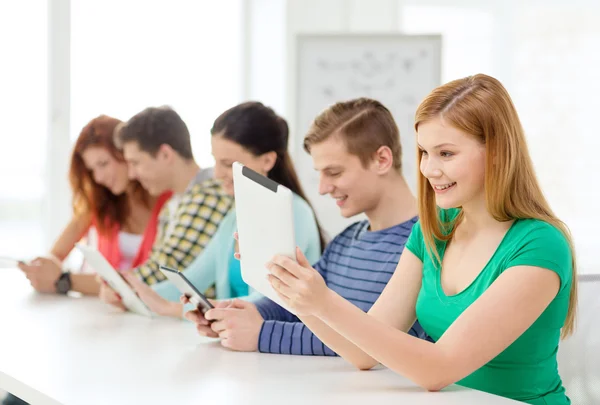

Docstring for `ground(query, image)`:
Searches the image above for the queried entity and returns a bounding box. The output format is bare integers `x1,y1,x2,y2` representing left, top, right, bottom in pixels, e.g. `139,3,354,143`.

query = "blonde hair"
304,98,402,171
414,74,577,338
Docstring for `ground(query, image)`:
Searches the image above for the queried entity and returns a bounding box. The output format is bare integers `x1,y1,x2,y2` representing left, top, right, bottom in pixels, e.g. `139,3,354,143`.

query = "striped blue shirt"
255,216,428,355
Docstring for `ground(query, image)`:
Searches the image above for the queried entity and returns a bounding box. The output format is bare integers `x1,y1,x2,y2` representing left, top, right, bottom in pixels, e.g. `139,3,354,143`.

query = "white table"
0,270,519,405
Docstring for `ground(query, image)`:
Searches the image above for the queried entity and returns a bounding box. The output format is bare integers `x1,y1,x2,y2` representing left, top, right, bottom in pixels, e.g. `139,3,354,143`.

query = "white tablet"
232,162,297,314
76,244,153,317
0,256,21,268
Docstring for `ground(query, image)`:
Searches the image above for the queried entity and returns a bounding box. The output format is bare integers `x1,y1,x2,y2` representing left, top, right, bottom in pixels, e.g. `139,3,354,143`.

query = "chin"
339,205,360,218
112,185,128,196
145,185,162,197
434,196,462,210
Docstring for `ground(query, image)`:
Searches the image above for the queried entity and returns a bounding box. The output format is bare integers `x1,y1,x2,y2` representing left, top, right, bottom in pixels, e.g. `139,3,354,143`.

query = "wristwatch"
55,272,72,294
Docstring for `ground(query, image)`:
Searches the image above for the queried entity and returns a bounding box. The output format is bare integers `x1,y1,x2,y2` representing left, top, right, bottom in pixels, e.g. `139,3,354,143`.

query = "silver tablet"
232,162,296,314
76,244,152,317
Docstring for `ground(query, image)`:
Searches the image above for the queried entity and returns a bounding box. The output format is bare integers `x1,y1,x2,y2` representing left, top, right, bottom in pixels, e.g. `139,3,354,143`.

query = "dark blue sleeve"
258,320,337,356
255,248,336,355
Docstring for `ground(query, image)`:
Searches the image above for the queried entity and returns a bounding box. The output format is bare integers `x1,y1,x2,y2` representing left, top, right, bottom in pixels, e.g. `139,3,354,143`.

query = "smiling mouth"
432,182,456,191
332,195,348,207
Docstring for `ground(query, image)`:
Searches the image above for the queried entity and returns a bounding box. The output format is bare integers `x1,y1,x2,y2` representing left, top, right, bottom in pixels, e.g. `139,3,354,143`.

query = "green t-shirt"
406,208,572,405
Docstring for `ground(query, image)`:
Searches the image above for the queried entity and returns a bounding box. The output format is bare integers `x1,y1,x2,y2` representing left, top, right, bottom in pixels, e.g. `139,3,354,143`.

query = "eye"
440,151,454,158
420,149,428,156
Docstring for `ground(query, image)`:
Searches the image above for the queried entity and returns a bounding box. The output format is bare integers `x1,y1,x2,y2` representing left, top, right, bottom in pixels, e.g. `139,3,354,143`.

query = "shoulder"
185,179,232,205
189,178,228,197
329,220,365,244
387,216,419,235
511,219,570,252
198,167,215,182
506,218,573,290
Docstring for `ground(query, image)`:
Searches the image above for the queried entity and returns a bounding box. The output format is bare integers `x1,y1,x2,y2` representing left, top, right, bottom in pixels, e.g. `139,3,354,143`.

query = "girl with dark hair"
124,102,323,318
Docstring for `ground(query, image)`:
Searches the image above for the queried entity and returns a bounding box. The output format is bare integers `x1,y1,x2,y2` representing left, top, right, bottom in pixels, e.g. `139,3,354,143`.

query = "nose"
127,165,137,180
214,165,224,181
93,169,107,185
420,156,443,179
318,174,334,196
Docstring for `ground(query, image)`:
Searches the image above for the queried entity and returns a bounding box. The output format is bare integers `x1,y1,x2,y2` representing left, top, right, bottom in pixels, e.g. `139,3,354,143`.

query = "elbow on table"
353,359,378,371
416,374,453,392
422,381,449,392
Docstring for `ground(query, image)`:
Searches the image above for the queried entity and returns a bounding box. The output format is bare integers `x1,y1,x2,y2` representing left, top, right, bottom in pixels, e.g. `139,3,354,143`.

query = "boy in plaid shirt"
99,106,232,307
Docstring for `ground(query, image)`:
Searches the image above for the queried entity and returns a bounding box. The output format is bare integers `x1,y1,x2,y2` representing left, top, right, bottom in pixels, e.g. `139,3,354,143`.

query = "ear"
261,151,278,173
157,144,176,163
372,145,394,175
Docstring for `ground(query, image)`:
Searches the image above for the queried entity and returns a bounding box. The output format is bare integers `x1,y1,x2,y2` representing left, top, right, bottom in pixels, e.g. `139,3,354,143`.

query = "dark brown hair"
117,106,194,159
211,102,327,251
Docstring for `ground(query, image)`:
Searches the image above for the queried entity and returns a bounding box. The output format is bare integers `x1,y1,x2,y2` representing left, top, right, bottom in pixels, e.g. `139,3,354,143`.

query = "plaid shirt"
134,178,233,285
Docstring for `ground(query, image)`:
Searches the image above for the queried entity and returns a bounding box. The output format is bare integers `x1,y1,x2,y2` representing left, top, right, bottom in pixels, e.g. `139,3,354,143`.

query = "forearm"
50,215,91,261
298,315,378,365
48,250,67,263
318,290,450,391
165,302,184,319
70,274,101,295
254,297,298,322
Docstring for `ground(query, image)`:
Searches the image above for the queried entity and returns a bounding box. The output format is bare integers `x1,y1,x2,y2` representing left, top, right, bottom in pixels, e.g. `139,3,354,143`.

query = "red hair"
69,115,151,235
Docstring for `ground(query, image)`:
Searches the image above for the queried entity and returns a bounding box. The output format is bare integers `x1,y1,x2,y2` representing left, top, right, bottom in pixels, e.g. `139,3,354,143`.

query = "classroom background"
0,1,598,403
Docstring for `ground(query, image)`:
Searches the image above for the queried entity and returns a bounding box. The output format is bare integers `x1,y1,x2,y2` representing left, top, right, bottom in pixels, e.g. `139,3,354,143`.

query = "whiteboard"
294,34,442,238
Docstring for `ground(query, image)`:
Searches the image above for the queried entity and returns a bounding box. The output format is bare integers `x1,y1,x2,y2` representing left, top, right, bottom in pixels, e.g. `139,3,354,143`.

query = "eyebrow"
417,143,457,150
314,165,343,171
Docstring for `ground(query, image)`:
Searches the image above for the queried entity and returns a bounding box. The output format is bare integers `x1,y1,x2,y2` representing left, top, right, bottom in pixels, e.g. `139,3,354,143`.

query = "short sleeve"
506,221,573,292
405,220,425,261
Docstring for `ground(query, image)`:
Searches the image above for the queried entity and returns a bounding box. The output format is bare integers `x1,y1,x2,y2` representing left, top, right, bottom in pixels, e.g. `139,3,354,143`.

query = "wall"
246,0,600,273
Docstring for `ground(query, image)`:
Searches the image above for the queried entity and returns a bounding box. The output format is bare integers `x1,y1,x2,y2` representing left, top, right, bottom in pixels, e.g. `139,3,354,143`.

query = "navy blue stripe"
310,329,314,355
278,323,284,354
399,221,417,231
327,280,385,295
313,336,323,356
268,322,275,352
338,233,408,245
326,259,395,274
328,249,399,264
326,269,388,285
332,238,403,255
289,323,294,354
300,323,305,355
338,233,408,247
